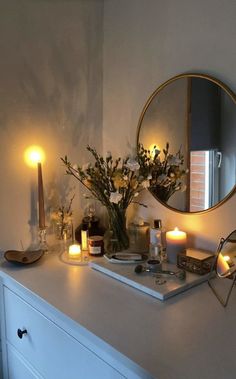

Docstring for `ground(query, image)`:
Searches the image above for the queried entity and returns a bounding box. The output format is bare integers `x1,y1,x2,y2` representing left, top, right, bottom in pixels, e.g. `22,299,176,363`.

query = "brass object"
4,249,44,265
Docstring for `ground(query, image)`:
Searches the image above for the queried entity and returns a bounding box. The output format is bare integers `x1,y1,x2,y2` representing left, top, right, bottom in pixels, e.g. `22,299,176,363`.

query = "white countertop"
1,249,236,379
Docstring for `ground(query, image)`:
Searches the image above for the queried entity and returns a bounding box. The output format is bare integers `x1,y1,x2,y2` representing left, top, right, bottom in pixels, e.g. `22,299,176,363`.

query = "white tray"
90,259,211,301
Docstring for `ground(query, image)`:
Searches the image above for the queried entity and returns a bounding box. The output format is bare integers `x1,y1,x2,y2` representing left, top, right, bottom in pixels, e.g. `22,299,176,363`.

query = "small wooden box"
177,248,215,275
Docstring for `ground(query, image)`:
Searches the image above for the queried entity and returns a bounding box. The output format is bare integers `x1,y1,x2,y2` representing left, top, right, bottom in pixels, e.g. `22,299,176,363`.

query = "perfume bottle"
149,219,166,261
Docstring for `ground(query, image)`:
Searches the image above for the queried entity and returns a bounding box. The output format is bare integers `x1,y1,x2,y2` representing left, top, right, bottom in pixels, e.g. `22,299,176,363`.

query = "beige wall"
1,0,236,253
0,0,103,250
103,0,236,251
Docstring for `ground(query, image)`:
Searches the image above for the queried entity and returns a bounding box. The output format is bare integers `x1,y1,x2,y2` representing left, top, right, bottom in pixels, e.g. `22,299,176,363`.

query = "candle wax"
166,228,187,264
68,244,81,259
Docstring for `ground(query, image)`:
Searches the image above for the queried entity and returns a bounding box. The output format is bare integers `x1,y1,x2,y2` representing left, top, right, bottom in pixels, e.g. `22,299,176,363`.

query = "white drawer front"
0,350,2,379
7,345,41,379
4,287,123,379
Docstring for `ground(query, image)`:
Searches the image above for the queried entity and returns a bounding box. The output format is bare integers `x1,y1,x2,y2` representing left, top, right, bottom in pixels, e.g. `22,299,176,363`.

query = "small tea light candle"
68,244,81,260
166,227,187,264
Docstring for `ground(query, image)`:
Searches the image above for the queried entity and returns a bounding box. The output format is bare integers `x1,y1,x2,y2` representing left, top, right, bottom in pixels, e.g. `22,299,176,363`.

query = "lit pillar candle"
166,227,187,264
38,162,45,229
68,244,81,259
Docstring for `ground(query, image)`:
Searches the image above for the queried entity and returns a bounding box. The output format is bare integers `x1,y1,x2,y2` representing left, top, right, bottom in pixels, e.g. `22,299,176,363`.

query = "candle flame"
24,145,45,167
174,227,179,232
223,255,230,262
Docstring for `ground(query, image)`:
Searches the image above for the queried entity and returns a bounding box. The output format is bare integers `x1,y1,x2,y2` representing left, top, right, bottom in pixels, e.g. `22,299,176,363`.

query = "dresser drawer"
7,345,42,379
4,287,123,379
0,349,2,379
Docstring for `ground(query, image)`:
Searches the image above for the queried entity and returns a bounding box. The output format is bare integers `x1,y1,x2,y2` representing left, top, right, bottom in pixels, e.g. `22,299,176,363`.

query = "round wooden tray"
4,249,44,265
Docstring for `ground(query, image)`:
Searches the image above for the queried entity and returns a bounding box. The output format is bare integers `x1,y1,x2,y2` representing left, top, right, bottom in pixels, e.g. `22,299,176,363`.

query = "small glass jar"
128,221,150,252
88,236,104,256
55,221,73,241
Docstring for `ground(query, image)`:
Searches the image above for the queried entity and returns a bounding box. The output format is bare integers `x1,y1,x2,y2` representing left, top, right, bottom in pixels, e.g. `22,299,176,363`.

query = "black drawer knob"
17,328,27,339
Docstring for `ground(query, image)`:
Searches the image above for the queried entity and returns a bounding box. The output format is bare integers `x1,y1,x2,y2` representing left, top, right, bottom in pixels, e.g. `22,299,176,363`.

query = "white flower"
142,180,150,188
157,174,168,184
82,163,91,171
126,158,140,171
134,192,139,197
154,148,161,156
72,164,78,170
168,156,181,165
109,191,122,204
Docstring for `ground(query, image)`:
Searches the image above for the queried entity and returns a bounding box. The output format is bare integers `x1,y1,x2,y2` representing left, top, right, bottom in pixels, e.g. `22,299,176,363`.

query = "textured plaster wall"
103,0,236,251
0,0,103,250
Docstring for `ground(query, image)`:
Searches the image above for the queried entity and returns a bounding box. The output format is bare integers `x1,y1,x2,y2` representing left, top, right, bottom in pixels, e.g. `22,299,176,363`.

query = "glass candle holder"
38,228,48,252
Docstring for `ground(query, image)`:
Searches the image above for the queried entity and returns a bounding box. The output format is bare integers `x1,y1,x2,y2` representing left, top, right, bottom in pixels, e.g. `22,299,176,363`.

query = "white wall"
0,0,103,251
103,0,236,251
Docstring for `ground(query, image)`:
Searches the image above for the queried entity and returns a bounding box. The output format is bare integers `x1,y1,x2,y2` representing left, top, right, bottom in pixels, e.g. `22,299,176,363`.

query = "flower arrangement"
138,142,188,202
51,195,75,239
61,146,148,252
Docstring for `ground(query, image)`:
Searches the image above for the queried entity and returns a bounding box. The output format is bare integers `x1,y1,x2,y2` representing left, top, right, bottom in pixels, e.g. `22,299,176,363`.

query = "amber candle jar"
88,236,104,256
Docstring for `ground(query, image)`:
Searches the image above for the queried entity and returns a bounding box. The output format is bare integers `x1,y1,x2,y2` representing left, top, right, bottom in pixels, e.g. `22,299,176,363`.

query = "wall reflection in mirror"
137,74,236,213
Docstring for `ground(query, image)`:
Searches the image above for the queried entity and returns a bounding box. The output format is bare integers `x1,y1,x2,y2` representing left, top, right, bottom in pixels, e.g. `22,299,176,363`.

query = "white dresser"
2,286,126,379
0,251,236,379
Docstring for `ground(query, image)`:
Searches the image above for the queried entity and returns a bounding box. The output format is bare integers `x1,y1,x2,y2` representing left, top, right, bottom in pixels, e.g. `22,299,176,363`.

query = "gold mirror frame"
136,72,236,214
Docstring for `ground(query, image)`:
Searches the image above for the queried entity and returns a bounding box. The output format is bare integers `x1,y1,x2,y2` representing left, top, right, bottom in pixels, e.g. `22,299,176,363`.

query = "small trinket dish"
4,250,44,265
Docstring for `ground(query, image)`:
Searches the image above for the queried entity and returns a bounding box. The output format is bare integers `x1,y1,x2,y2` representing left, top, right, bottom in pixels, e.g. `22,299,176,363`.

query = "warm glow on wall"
24,145,46,167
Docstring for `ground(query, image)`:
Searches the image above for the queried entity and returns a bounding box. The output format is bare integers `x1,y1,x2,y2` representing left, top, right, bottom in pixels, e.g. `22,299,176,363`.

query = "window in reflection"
190,150,221,212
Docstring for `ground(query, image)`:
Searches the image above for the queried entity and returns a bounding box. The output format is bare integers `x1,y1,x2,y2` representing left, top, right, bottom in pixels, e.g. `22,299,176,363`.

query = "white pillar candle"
68,244,81,260
166,227,187,264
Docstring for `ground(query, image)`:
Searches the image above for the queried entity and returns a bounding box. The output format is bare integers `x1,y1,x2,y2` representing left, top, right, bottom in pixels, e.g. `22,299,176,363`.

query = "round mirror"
216,230,236,278
137,73,236,213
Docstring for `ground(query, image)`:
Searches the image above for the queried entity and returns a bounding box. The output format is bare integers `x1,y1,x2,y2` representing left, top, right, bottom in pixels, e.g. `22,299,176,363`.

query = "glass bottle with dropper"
149,219,167,262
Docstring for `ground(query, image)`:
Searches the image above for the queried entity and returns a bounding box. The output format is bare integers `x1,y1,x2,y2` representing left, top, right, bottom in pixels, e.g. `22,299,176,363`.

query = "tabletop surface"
0,249,236,379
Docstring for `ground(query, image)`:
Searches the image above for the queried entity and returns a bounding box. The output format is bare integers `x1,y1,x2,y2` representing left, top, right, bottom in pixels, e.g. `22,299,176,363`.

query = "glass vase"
150,185,173,202
104,206,129,254
55,221,73,241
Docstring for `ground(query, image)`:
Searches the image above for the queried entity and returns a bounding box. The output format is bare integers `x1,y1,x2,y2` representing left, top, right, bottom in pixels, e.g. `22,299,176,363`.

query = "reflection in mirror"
137,74,236,213
208,230,236,307
216,230,236,277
